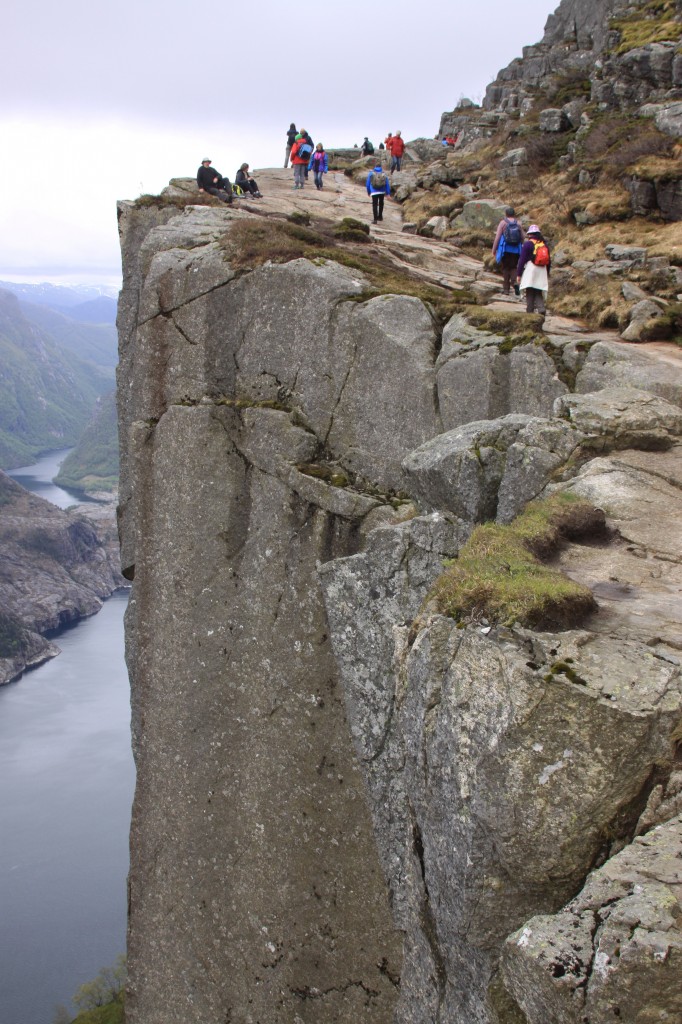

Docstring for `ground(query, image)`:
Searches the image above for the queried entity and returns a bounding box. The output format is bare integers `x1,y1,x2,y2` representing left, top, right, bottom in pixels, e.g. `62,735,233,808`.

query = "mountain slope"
0,290,112,469
55,391,119,494
18,299,118,367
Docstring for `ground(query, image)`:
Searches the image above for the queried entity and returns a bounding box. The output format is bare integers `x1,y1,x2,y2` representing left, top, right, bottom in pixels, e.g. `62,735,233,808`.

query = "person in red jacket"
389,131,405,172
290,132,312,189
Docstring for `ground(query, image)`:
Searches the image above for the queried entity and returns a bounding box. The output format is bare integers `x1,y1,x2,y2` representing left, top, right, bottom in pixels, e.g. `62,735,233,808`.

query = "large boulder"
318,570,682,1024
402,414,583,524
450,199,508,231
554,387,682,450
576,341,682,408
502,816,682,1024
436,314,571,429
539,108,570,132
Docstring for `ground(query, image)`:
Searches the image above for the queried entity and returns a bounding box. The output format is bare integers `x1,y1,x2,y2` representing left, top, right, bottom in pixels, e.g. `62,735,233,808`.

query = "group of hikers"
196,137,551,314
492,207,551,314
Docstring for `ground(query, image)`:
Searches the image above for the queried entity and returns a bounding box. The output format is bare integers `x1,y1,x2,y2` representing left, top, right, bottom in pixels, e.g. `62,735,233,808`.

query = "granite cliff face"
118,5,682,1022
118,162,682,1023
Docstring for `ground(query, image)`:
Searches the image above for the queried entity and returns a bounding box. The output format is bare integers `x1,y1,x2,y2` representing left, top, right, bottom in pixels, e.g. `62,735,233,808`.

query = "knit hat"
527,224,541,234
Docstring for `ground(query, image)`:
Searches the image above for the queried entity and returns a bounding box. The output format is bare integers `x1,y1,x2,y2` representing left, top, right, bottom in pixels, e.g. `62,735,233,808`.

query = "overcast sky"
2,0,556,288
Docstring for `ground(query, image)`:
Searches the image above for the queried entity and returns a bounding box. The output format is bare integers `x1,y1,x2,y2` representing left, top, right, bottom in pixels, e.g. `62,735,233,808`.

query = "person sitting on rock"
492,207,526,296
517,224,551,315
360,137,374,156
196,159,233,203
366,164,390,224
235,164,262,198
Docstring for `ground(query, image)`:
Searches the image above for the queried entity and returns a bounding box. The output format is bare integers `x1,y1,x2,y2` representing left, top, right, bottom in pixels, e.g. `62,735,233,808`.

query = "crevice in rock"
138,278,234,326
168,311,196,346
410,810,448,1007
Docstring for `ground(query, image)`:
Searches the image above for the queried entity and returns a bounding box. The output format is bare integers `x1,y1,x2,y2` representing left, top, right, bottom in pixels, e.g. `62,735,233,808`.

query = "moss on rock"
428,492,604,629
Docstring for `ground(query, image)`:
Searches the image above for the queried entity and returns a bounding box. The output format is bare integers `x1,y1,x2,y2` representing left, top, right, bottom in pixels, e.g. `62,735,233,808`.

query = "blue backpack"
298,142,313,160
503,219,522,249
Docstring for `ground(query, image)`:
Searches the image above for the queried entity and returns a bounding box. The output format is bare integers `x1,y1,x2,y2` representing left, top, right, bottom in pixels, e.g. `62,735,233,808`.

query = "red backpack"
531,239,550,266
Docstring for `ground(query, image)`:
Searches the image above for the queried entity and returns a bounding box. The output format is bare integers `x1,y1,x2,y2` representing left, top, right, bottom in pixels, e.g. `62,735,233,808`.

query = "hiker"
384,132,393,153
389,130,405,172
196,159,232,203
366,164,390,224
309,143,328,190
360,137,374,156
517,224,551,315
285,124,298,168
302,129,314,178
235,163,262,198
492,207,526,295
290,133,313,189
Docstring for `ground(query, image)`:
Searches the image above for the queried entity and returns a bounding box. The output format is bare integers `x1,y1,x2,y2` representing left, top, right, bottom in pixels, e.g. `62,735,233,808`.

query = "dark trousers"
390,156,402,172
499,252,519,293
239,178,259,196
371,193,385,222
206,186,232,203
525,287,546,314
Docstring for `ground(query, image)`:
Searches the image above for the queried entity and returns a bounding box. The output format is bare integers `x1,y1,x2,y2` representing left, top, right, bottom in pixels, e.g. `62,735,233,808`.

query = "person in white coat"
516,224,551,314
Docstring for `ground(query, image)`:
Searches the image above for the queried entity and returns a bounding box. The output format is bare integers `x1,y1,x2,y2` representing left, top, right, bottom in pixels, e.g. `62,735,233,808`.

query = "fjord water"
6,448,90,510
1,452,133,1023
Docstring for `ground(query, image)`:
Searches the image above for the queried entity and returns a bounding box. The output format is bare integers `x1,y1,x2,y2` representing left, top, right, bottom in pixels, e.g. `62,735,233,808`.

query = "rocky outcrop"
0,470,125,684
117,199,433,1024
480,0,682,115
502,815,682,1024
118,174,682,1024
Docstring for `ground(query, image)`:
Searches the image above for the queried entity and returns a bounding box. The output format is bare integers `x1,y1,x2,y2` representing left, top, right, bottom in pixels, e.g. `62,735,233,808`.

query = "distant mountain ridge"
0,280,119,307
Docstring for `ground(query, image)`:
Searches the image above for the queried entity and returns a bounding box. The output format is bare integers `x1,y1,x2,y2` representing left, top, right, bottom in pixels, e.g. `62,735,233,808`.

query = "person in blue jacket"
366,164,390,224
309,143,328,190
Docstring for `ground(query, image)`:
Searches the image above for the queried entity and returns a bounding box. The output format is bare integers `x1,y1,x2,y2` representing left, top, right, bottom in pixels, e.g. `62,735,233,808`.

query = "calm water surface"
0,452,133,1024
6,449,88,510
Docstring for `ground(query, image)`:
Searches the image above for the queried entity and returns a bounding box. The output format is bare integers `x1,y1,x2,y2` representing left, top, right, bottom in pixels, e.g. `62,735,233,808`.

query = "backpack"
503,219,522,248
370,171,387,191
366,142,374,154
298,142,313,160
531,239,550,266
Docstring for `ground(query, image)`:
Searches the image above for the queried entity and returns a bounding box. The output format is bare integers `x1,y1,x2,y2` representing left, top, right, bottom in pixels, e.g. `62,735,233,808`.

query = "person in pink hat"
516,224,551,315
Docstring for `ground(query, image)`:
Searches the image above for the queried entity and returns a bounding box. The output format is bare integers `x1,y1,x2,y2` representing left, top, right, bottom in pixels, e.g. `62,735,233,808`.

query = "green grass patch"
332,217,371,242
134,192,223,209
460,307,545,346
610,1,681,53
221,217,477,321
428,493,603,629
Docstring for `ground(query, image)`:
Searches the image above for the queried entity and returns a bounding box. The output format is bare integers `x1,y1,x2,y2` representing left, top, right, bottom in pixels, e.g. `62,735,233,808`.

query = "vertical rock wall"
116,202,448,1023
